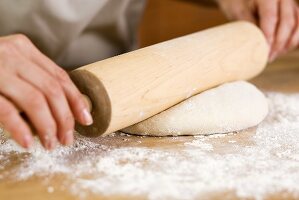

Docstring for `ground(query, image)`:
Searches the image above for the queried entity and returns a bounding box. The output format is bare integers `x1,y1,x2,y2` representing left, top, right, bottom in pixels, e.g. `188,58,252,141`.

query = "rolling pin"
70,21,269,137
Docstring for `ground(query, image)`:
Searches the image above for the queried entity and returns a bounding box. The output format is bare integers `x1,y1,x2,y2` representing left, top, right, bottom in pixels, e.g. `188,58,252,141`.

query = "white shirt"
0,0,146,69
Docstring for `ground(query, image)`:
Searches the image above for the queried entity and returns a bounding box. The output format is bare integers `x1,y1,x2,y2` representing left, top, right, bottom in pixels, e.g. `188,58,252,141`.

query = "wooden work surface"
1,51,299,200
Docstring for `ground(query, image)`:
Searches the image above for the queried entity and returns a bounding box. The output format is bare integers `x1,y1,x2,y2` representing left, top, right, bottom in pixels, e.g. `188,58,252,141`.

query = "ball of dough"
122,81,268,136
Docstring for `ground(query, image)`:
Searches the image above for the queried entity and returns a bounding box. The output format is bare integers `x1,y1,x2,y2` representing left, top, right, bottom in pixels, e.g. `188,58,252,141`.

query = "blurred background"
139,0,228,47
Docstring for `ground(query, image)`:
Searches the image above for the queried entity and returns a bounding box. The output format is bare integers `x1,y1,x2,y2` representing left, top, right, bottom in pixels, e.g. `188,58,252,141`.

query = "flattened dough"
122,81,268,136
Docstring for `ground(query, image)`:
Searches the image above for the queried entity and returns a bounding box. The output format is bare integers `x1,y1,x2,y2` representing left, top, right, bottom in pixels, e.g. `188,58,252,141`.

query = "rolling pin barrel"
70,21,269,137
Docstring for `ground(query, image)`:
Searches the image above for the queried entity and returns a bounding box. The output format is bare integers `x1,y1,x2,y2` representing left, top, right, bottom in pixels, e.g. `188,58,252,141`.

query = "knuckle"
27,91,45,109
62,114,74,129
0,104,15,117
43,120,57,137
38,118,57,138
46,119,57,134
44,79,62,97
8,34,34,53
263,6,275,16
69,90,84,108
268,16,277,24
55,68,70,83
11,34,30,46
0,40,16,55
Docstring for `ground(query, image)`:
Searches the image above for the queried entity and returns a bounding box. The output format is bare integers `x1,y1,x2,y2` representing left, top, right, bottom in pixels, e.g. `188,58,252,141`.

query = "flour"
1,92,299,200
47,186,54,193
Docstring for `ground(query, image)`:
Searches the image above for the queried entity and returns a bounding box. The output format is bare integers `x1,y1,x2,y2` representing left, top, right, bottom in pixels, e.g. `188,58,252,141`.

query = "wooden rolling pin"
70,21,269,137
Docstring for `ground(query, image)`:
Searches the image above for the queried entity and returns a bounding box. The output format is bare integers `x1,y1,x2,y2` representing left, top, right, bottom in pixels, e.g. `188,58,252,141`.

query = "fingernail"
64,130,74,146
23,134,32,148
82,109,93,125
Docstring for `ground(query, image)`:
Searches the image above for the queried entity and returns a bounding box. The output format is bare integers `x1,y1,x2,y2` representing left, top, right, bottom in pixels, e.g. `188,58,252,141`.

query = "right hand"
0,34,93,150
217,0,299,62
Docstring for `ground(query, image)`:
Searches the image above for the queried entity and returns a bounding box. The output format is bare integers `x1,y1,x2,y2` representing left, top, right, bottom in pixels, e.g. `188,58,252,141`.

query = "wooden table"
1,51,299,200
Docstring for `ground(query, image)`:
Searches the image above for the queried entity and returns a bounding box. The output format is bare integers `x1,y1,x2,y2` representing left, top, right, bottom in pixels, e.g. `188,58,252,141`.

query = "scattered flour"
1,92,299,200
47,186,54,193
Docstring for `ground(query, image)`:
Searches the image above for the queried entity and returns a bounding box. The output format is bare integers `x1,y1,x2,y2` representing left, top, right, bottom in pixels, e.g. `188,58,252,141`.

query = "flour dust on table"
1,91,299,200
123,81,269,136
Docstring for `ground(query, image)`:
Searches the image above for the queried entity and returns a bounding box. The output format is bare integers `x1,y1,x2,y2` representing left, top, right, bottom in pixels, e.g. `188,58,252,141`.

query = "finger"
6,34,92,126
19,42,93,126
258,0,279,48
0,95,33,148
271,0,296,60
221,0,257,24
49,67,93,126
285,7,299,51
233,2,257,24
0,75,57,150
17,61,75,145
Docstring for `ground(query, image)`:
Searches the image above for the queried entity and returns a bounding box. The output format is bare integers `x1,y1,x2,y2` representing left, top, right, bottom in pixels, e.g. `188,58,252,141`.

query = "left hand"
217,0,299,62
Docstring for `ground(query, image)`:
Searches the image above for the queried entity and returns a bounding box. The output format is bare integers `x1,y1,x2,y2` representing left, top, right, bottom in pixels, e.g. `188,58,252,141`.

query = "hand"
217,0,299,62
0,34,93,150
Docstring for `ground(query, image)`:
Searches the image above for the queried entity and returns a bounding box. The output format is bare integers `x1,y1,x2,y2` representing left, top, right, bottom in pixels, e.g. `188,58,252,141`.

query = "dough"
122,81,268,136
